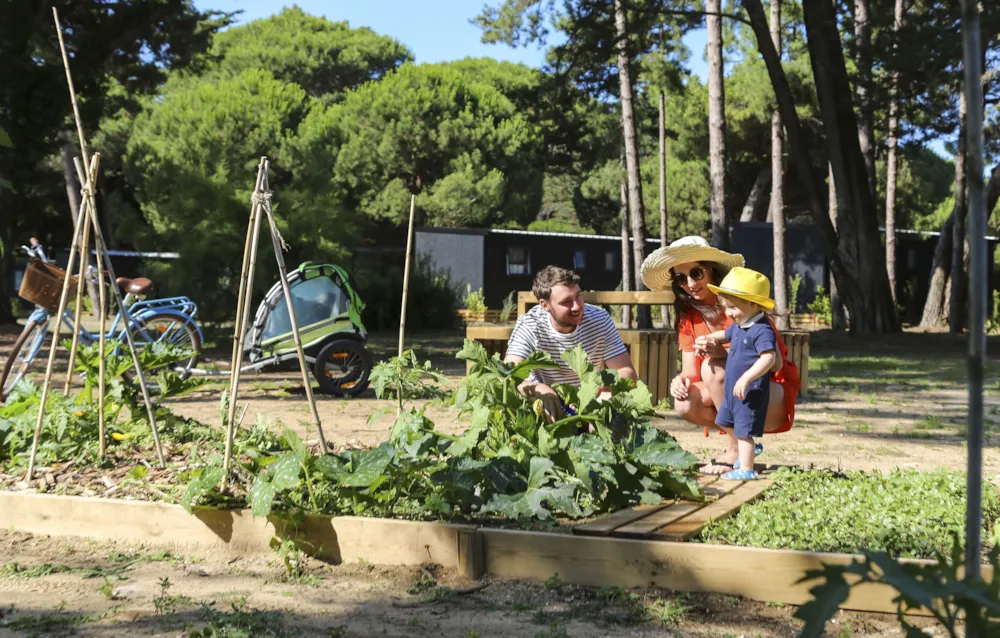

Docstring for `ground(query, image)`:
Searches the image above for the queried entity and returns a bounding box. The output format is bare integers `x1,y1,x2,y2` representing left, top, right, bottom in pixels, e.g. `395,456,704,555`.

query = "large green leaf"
445,406,489,457
561,346,598,410
507,351,561,383
456,339,489,365
337,446,392,487
631,440,697,470
268,453,302,491
281,427,309,461
248,472,278,517
180,465,224,513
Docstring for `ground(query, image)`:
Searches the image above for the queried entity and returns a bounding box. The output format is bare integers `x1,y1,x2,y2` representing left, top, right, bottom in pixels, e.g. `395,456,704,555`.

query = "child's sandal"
721,468,759,481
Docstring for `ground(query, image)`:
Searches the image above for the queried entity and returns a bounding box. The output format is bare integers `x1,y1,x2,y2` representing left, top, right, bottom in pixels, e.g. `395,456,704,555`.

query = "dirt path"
0,530,930,637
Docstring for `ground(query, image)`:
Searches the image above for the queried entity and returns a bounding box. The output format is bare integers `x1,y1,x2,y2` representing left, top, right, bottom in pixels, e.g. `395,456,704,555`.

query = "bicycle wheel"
313,339,372,397
124,312,202,384
0,321,47,399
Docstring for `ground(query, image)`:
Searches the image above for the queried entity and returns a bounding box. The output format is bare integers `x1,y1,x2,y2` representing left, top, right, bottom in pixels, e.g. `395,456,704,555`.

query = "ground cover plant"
698,467,1000,560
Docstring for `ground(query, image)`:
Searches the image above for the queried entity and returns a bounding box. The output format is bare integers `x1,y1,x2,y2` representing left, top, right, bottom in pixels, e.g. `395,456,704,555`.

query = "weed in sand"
647,598,688,625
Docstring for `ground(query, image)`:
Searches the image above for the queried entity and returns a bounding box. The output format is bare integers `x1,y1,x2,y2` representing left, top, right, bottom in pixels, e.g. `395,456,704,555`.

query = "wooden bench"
464,291,810,404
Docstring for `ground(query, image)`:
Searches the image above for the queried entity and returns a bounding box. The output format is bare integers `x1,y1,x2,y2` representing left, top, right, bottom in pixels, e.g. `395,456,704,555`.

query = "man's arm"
605,351,637,380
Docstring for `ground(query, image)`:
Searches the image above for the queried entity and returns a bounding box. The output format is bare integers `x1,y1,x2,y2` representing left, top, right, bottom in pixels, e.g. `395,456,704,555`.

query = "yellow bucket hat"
706,267,775,311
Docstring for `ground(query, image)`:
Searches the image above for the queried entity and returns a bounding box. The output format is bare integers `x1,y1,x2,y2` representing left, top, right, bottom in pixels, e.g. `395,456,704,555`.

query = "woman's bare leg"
673,381,717,429
763,381,788,432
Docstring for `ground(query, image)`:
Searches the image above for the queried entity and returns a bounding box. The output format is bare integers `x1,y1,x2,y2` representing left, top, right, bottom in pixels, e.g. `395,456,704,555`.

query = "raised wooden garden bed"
0,487,981,615
457,309,504,324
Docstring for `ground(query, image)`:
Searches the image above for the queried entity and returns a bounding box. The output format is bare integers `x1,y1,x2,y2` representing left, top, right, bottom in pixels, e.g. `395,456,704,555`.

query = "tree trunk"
853,0,876,197
61,134,100,317
740,165,771,222
707,0,728,250
658,25,669,327
620,176,632,328
988,163,1000,218
884,0,904,305
949,90,969,333
828,163,847,329
614,0,651,329
770,0,788,330
742,0,899,335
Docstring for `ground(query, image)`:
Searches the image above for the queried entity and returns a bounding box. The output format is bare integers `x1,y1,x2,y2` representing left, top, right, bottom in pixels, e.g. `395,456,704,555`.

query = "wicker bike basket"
19,259,78,313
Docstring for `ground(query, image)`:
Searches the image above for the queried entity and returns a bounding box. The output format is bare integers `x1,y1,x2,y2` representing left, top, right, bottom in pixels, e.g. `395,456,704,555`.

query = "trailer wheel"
313,339,372,397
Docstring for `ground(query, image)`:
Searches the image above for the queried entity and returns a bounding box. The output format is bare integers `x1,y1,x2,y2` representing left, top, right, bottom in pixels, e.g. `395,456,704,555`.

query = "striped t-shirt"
505,304,627,386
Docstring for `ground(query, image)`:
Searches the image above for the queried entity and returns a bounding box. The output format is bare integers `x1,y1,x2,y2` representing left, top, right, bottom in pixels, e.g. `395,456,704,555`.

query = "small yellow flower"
111,433,126,442
73,410,86,417
532,399,544,416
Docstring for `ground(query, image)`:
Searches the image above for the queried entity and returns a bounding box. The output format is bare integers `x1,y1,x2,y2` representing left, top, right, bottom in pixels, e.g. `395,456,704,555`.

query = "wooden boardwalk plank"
572,474,721,537
612,501,706,539
703,478,745,499
572,504,670,537
653,480,773,541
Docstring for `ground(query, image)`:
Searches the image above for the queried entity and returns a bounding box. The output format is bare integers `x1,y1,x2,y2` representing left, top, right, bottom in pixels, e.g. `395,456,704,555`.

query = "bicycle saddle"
116,276,153,295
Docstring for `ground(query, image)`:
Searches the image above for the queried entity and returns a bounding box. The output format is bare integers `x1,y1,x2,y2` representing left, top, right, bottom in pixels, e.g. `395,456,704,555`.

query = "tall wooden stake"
398,193,417,358
73,157,108,458
26,155,96,480
222,159,266,478
259,165,326,451
50,7,164,467
63,201,92,395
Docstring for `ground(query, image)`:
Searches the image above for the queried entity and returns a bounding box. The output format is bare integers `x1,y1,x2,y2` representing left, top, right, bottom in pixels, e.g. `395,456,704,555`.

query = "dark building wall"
415,229,486,297
482,231,659,308
730,221,826,312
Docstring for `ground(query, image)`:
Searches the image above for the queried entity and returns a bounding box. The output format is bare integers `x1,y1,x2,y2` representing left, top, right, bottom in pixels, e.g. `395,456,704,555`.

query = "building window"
604,251,615,271
573,250,586,270
506,246,531,275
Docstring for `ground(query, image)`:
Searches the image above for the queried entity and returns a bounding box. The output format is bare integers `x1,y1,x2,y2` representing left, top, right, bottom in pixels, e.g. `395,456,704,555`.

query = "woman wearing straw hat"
640,236,801,475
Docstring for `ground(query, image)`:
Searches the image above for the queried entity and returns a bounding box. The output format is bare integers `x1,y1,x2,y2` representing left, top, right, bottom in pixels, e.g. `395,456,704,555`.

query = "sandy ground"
0,529,941,637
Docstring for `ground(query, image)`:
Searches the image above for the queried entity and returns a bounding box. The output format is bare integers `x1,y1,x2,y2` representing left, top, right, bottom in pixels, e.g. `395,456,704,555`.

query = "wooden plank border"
0,491,471,569
2,491,991,615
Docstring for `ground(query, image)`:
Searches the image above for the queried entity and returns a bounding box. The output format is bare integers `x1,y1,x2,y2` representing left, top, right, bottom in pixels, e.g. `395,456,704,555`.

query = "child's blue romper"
714,316,777,438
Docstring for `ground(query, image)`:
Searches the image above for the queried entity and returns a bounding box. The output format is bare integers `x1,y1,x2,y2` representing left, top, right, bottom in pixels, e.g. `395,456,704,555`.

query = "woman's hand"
694,335,727,359
670,374,691,401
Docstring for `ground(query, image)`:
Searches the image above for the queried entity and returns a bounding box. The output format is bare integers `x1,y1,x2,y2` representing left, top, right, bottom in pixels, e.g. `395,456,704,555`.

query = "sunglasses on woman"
672,266,708,287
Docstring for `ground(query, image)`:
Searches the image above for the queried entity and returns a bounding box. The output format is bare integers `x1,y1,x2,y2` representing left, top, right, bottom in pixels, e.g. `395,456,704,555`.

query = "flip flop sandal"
721,468,759,480
717,442,765,469
699,461,733,475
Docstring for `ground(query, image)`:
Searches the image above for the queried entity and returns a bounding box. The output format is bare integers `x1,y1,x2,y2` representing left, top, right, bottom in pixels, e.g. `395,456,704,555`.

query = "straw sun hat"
640,236,745,301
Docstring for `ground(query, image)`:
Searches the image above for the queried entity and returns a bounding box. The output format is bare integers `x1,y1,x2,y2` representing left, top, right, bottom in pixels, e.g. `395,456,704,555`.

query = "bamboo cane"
259,164,327,452
53,9,165,467
398,193,417,358
25,154,97,480
222,159,267,478
62,199,92,395
73,157,108,457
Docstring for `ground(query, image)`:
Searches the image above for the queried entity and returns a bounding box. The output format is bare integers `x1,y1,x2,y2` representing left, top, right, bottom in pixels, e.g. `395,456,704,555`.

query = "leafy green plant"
795,536,1000,638
788,274,803,313
647,598,688,626
369,350,449,414
807,286,832,324
499,291,517,322
699,468,1000,559
464,284,487,312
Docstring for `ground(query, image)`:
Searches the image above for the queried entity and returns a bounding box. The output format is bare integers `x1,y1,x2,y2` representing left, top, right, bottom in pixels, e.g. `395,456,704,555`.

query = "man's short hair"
532,266,581,301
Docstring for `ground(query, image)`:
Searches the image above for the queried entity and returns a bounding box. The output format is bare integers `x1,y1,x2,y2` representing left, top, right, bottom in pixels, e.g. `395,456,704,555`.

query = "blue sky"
197,1,711,77
195,1,949,158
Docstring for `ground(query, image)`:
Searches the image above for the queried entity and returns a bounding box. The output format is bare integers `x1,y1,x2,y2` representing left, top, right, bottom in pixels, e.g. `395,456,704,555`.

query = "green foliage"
464,285,488,312
204,7,412,97
788,274,803,313
795,537,1000,638
351,254,461,332
369,350,449,413
699,468,1000,559
500,291,517,322
328,62,544,227
806,286,832,324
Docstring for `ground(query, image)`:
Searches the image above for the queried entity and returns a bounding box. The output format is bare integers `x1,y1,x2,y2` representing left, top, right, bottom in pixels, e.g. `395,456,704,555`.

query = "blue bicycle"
1,242,204,399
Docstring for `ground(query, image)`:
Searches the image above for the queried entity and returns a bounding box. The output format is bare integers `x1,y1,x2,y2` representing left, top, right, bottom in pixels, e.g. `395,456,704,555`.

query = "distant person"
504,266,637,422
640,236,800,475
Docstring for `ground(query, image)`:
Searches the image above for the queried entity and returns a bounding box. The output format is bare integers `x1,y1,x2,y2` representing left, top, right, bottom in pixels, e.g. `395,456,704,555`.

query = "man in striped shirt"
504,266,637,422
